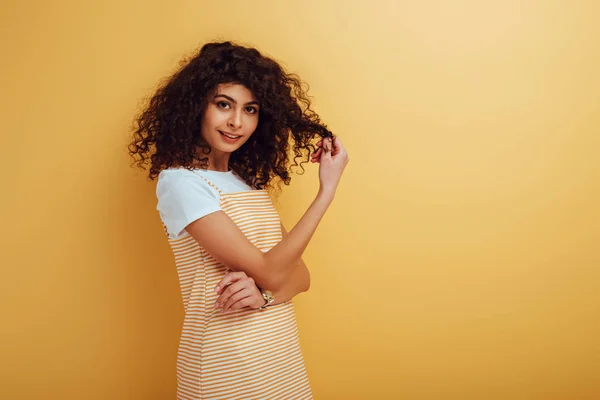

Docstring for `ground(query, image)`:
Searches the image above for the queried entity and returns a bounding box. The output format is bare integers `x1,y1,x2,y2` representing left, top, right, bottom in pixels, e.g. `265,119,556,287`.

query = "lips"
219,131,242,139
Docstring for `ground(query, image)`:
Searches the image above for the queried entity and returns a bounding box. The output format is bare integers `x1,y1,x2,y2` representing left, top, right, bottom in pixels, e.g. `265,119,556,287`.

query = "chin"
213,141,245,154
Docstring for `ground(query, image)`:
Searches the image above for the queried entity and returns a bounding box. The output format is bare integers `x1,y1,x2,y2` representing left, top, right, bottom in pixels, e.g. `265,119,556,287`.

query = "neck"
192,143,232,172
205,149,230,172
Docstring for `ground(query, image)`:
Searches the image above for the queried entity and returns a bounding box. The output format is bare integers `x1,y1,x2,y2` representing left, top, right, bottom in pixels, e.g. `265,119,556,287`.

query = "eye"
217,101,230,109
245,107,258,114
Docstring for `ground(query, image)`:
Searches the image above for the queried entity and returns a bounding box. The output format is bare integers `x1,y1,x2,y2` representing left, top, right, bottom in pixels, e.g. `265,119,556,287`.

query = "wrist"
317,185,336,202
259,287,275,309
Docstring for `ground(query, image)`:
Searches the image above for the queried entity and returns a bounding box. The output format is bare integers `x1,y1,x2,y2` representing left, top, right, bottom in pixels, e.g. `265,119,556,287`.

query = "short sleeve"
156,169,222,239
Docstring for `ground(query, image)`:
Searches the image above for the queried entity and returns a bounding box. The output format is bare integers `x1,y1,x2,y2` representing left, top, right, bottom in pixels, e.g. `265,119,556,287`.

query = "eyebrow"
214,94,259,106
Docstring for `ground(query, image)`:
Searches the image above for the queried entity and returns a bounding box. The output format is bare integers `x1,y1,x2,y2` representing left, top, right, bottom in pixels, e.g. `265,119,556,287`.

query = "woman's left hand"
214,271,266,312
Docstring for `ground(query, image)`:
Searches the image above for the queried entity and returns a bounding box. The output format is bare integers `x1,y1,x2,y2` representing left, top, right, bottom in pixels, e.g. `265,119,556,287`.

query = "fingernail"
214,286,219,293
213,302,218,308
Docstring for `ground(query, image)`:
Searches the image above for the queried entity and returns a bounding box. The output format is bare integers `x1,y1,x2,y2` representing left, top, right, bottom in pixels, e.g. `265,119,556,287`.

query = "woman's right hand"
313,136,349,194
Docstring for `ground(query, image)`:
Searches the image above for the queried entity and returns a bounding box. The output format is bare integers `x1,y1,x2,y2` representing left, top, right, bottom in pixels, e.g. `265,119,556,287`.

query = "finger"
321,139,333,160
215,271,246,294
229,297,254,311
215,280,247,308
323,137,332,153
332,137,347,161
215,279,247,307
312,148,323,159
227,297,253,312
311,150,323,163
222,288,252,312
332,136,344,155
331,136,339,156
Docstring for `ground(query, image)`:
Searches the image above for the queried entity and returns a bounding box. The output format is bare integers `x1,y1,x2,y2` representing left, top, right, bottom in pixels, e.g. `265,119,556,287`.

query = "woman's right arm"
185,137,349,291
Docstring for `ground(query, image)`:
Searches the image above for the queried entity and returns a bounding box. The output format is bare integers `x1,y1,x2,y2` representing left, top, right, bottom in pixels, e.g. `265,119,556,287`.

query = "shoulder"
156,168,219,200
157,167,210,187
157,167,197,183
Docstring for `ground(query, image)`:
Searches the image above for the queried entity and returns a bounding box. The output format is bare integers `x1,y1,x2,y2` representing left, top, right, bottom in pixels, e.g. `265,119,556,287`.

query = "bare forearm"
268,262,310,306
263,189,333,289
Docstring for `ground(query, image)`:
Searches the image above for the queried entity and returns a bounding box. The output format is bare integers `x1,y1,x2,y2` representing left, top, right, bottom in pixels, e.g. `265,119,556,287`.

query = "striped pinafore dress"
163,173,313,400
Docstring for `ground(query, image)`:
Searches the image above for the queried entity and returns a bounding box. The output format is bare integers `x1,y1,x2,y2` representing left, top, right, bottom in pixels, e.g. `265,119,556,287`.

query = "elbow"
303,270,311,292
270,265,311,293
264,271,287,292
300,267,311,293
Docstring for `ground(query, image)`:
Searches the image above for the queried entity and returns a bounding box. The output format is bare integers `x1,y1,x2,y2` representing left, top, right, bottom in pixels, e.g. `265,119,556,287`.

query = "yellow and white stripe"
163,175,313,400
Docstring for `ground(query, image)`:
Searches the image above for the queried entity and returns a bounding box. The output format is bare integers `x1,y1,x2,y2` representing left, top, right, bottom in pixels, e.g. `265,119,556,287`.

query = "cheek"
246,116,259,133
200,120,212,141
203,110,223,127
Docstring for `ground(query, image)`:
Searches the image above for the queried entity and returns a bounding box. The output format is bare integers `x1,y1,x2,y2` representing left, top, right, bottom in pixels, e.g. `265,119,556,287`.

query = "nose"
228,111,243,129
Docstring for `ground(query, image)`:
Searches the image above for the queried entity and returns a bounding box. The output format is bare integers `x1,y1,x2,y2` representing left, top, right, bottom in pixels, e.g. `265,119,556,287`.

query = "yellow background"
2,1,599,399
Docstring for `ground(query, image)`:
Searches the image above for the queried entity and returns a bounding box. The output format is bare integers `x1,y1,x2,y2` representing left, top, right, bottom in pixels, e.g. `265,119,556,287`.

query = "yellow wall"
2,1,599,398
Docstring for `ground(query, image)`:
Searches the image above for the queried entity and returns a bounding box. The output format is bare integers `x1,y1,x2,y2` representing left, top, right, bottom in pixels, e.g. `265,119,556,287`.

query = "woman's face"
200,83,260,155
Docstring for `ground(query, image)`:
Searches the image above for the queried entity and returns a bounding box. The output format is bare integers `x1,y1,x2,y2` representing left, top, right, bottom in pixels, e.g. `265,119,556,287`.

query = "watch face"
263,290,274,302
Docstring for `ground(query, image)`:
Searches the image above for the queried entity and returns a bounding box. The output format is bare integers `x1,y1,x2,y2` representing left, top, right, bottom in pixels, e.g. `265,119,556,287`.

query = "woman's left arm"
269,256,310,305
273,223,311,299
214,223,311,312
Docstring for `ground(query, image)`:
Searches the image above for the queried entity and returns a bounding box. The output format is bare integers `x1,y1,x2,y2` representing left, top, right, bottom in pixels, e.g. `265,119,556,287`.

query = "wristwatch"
259,288,275,310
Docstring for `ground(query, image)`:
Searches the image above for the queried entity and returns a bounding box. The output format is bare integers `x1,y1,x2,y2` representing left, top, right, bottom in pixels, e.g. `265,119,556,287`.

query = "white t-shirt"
156,168,253,239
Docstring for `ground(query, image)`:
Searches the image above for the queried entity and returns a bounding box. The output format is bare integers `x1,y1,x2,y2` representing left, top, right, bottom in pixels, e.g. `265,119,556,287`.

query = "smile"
219,131,242,139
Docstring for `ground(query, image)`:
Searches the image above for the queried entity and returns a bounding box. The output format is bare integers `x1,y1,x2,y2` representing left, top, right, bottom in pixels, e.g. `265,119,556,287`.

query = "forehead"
215,83,257,102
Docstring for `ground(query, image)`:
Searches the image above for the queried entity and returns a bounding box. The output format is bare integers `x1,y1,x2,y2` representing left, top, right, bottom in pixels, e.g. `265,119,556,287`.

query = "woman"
129,41,349,399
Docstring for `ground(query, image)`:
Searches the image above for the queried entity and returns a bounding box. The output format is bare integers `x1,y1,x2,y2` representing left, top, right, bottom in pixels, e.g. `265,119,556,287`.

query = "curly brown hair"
128,41,333,189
